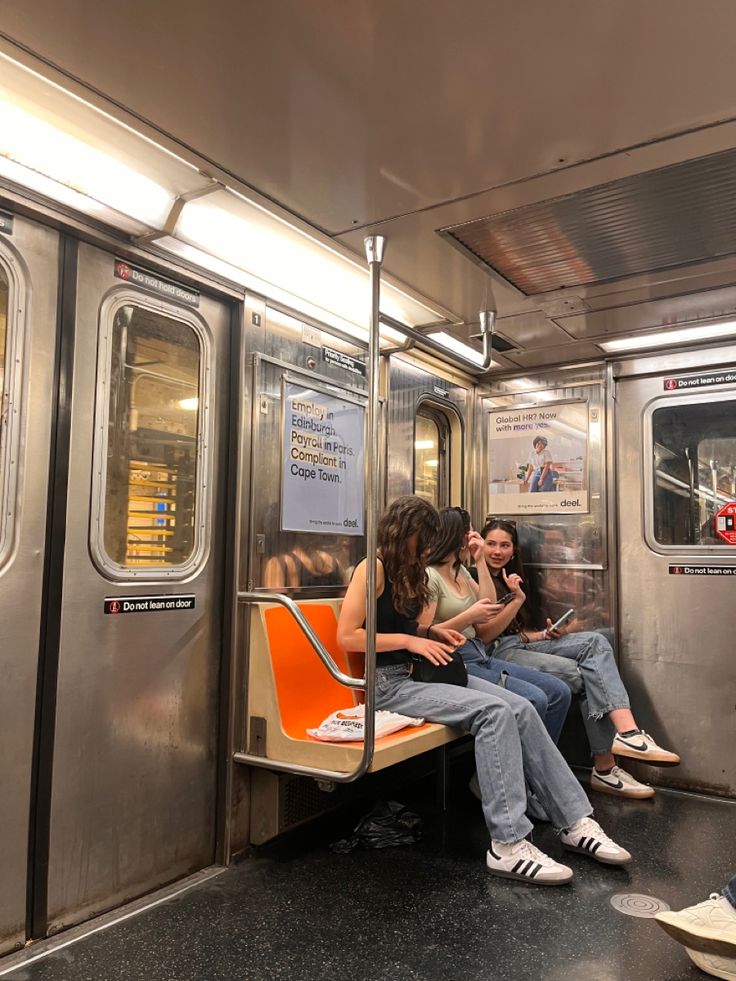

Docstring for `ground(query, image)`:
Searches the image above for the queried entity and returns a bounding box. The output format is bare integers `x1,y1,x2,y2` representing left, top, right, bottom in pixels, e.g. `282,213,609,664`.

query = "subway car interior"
1,3,736,979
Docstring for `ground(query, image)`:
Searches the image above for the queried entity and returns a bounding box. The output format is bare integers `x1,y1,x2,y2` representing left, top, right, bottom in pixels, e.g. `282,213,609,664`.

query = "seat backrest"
264,603,356,738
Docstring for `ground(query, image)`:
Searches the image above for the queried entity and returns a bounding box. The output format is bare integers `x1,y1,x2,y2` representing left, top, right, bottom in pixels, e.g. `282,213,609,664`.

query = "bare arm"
337,559,458,665
263,555,294,588
475,569,526,643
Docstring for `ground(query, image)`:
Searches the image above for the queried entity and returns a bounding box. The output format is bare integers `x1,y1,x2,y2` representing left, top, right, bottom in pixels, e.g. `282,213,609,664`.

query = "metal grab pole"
363,235,386,773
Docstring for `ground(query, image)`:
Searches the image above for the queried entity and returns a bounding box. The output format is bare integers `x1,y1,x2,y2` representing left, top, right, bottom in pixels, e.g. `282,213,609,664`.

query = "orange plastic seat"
264,604,356,739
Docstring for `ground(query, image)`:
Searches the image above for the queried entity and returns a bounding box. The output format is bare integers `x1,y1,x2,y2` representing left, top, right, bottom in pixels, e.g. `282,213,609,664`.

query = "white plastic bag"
307,704,424,742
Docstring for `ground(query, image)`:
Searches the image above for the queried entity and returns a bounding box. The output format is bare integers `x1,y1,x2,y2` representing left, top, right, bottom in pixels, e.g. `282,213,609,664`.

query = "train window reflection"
652,399,736,546
414,413,441,507
102,304,201,569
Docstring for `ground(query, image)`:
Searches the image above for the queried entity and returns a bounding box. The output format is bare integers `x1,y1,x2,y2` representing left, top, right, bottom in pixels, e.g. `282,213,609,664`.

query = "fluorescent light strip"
158,237,398,347
0,99,174,227
427,330,487,366
600,320,736,352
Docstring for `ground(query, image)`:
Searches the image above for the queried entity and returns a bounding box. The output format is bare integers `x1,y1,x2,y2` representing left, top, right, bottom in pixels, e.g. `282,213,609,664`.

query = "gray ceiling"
4,0,736,369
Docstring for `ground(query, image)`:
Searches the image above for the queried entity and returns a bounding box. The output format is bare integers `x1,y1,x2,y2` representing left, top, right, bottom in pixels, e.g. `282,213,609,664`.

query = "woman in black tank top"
336,495,633,884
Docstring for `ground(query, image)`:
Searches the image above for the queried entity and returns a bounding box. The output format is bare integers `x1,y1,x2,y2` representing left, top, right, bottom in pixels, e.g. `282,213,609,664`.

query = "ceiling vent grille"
443,148,736,295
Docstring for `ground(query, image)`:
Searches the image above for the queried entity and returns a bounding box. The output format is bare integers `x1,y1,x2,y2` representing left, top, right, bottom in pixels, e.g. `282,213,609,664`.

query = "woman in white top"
418,507,571,743
525,435,556,492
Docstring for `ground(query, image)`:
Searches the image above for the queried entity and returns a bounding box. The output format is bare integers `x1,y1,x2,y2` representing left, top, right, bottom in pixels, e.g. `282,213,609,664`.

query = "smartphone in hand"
497,592,517,606
546,608,574,634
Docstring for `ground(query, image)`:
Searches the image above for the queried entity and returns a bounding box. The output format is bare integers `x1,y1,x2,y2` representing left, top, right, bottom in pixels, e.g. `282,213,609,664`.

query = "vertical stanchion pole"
363,235,386,769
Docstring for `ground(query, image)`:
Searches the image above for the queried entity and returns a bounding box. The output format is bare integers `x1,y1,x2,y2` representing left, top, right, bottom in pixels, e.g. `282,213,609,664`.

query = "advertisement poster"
281,382,365,534
488,400,589,515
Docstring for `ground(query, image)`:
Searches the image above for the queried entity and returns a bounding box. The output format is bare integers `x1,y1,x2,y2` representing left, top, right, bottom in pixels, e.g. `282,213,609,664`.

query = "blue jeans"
725,875,736,910
530,467,556,492
458,639,571,744
493,631,630,757
374,663,592,844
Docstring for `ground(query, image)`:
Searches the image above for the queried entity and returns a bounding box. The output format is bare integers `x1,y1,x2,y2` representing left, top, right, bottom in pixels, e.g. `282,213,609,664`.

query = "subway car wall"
0,39,736,965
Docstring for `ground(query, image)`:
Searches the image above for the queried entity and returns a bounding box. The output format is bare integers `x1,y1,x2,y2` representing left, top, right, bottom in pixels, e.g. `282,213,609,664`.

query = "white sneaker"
560,816,631,865
486,838,573,886
685,948,736,980
656,894,736,958
612,730,680,766
591,765,655,799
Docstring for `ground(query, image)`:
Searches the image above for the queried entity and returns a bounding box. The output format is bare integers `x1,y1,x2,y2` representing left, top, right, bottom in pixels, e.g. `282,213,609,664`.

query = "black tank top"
374,560,419,666
282,552,343,588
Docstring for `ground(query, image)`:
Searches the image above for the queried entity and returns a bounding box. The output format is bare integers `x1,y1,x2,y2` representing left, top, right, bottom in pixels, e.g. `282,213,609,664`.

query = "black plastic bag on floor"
330,800,423,853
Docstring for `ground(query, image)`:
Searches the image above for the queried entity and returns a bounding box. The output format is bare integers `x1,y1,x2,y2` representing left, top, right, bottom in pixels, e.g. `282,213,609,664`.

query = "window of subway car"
652,399,736,546
101,304,202,570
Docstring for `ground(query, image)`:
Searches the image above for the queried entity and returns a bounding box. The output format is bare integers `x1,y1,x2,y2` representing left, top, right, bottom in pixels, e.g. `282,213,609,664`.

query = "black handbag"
411,648,468,687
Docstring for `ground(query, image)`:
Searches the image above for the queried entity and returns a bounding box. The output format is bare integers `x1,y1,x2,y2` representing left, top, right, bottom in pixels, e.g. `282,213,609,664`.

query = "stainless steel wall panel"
480,369,612,657
45,243,230,930
0,216,59,954
615,367,736,795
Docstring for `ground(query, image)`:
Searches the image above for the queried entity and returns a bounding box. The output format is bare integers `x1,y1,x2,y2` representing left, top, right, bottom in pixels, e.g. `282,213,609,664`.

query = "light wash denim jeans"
458,639,571,744
492,631,630,756
374,662,592,843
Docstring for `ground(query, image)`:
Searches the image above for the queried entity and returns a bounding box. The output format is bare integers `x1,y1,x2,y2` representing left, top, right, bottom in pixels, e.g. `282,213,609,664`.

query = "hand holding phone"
545,609,574,636
497,592,517,606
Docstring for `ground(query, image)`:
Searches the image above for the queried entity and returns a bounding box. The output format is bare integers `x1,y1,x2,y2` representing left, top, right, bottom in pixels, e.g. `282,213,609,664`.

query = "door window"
93,300,208,576
651,397,736,546
414,407,451,508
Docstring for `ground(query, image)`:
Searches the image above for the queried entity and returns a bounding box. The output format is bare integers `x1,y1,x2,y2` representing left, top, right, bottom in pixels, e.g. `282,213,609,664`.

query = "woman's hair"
480,517,525,579
426,507,467,576
377,495,440,614
533,435,548,448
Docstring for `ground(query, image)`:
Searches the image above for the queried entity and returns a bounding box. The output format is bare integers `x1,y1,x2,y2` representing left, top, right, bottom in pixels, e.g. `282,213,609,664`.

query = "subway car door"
615,355,736,796
43,243,230,933
0,214,60,954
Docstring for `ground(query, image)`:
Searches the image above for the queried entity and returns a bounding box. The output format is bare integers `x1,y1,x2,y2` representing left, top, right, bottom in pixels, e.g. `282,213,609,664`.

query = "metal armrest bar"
236,590,372,783
237,591,366,689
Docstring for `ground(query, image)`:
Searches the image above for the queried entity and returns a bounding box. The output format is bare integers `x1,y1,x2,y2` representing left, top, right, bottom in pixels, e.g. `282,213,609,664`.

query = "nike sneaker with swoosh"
591,765,654,799
612,730,681,765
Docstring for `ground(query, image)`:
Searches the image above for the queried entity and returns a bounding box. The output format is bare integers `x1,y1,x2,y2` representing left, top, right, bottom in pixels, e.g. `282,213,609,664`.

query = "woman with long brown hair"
477,516,680,800
420,507,571,744
337,495,631,885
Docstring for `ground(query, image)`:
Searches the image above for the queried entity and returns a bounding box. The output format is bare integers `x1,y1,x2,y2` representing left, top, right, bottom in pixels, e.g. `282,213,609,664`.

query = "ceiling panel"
488,312,574,350
3,0,736,234
557,283,736,339
443,149,736,294
501,342,606,369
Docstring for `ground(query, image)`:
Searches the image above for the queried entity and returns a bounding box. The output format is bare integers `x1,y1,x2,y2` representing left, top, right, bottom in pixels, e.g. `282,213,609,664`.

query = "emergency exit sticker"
715,502,736,545
104,594,196,614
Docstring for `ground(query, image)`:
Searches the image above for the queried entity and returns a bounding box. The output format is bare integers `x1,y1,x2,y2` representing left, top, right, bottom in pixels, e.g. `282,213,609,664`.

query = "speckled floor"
3,778,735,981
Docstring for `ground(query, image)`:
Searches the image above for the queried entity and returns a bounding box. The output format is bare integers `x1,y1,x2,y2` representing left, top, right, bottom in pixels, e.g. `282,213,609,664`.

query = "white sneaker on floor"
560,816,631,865
612,730,680,766
590,765,655,799
656,894,736,958
686,948,736,980
486,838,573,886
